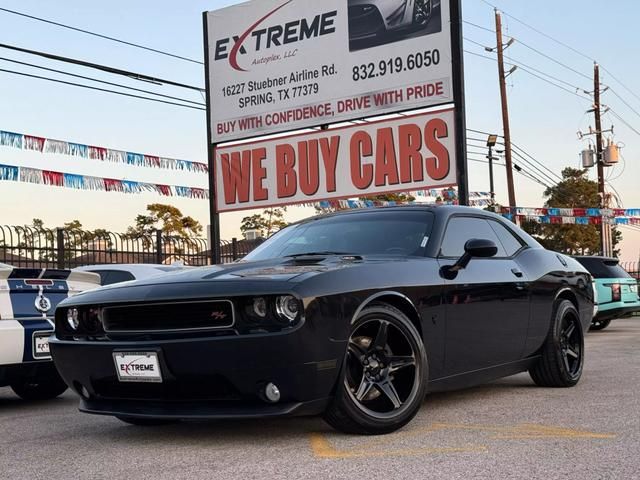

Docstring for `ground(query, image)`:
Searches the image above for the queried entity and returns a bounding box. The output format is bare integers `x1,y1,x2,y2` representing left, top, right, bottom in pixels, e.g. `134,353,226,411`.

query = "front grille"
348,6,384,39
102,300,235,333
91,374,241,402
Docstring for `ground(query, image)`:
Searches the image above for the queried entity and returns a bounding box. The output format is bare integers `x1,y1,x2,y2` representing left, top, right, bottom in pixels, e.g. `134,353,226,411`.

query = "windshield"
243,210,434,261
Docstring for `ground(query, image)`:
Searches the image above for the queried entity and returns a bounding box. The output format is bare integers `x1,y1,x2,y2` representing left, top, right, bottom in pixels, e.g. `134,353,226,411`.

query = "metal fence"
621,262,639,280
0,226,262,269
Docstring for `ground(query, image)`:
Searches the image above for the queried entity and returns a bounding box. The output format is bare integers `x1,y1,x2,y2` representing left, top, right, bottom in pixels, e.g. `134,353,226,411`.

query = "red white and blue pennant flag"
0,163,208,200
0,130,208,173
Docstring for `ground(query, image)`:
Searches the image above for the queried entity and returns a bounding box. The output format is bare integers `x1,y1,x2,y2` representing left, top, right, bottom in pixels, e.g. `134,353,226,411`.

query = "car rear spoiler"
0,267,100,285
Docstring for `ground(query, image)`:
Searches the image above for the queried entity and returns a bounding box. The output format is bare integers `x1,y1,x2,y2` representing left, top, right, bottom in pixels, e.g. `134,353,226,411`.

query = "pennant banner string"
0,162,209,200
0,129,208,174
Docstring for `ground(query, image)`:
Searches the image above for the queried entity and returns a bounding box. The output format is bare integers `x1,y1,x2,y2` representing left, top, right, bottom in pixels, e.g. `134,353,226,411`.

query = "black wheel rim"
344,318,420,419
560,313,582,378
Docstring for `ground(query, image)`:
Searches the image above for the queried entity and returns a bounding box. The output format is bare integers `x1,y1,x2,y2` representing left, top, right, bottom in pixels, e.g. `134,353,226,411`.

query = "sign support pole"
203,12,221,265
450,0,469,206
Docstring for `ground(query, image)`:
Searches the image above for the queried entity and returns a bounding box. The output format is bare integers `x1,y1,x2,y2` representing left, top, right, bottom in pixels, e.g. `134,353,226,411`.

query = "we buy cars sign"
214,109,456,212
205,0,452,142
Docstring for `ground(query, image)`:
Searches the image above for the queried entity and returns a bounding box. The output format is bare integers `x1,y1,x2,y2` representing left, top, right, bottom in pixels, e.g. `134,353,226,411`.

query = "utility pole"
593,63,610,256
495,9,516,209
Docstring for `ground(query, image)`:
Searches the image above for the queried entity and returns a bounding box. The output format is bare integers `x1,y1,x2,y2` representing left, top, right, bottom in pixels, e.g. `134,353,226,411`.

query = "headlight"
275,295,300,324
253,297,267,318
67,308,80,330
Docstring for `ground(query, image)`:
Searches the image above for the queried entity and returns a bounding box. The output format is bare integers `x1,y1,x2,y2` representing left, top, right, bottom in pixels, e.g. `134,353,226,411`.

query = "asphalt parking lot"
1,318,638,480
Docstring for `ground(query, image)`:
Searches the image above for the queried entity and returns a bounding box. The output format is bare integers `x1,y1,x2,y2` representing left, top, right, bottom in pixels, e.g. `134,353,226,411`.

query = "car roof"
290,205,493,225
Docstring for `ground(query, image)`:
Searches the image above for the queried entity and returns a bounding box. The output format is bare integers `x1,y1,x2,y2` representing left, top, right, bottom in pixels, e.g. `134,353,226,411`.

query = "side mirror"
440,238,498,280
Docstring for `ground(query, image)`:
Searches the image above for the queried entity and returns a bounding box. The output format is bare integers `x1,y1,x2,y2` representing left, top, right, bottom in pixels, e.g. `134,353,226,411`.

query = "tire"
324,303,428,435
116,416,177,426
10,371,68,401
590,318,611,331
529,299,584,388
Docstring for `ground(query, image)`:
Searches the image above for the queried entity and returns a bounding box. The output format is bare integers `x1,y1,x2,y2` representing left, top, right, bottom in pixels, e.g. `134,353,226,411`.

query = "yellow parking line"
309,433,487,459
309,422,615,459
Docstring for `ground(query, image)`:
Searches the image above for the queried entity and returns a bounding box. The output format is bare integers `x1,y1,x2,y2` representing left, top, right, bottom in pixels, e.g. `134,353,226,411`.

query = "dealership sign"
214,109,456,212
205,0,452,143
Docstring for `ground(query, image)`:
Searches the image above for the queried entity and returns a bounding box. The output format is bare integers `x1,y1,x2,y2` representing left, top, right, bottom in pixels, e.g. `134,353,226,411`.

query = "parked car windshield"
243,211,434,261
575,257,632,279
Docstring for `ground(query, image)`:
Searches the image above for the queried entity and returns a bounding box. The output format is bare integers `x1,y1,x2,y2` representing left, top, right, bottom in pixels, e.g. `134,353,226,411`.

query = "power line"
513,38,592,82
465,47,592,101
606,86,640,120
0,56,205,106
462,20,496,35
0,67,206,111
0,7,203,66
609,109,640,137
504,54,587,91
0,42,205,91
601,65,640,104
477,0,595,62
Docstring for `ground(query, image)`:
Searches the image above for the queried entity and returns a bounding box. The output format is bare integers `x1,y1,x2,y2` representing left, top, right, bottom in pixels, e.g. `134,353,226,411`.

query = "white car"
348,0,434,41
0,263,99,400
73,264,189,286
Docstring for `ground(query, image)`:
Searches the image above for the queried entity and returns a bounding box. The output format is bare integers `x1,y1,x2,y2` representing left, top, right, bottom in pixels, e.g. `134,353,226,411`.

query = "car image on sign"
348,0,441,50
50,206,594,434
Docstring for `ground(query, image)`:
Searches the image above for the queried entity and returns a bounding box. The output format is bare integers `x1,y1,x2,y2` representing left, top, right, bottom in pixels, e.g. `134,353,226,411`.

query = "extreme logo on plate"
113,352,163,383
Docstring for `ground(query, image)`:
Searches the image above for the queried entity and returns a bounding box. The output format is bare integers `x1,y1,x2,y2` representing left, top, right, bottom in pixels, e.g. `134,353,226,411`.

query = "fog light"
253,297,267,318
275,295,300,324
67,308,80,330
264,382,281,403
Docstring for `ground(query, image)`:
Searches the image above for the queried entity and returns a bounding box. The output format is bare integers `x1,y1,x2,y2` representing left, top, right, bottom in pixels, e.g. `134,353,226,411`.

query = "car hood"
59,255,420,306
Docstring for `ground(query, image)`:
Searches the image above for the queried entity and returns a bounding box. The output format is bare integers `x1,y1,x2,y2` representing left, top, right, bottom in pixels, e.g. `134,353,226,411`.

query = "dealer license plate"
113,352,163,383
33,332,51,359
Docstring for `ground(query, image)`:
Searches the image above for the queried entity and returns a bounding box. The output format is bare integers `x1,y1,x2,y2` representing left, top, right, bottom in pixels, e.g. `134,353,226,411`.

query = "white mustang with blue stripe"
0,263,99,400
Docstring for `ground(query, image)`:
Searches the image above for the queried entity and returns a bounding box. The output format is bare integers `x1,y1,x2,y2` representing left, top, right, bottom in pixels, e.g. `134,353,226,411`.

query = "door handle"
511,268,524,278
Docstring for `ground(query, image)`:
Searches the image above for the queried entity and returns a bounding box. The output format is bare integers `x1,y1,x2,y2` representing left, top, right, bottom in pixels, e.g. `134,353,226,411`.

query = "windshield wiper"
285,251,354,258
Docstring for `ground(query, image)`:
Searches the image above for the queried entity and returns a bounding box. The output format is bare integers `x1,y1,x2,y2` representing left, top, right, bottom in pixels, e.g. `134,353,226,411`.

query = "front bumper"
49,325,346,420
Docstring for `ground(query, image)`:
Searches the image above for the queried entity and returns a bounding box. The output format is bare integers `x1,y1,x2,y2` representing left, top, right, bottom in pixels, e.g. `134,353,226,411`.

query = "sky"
0,0,639,261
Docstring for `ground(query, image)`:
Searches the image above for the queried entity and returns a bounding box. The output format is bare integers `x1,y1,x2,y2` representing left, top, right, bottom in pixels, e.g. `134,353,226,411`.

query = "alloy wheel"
559,313,582,378
344,318,421,419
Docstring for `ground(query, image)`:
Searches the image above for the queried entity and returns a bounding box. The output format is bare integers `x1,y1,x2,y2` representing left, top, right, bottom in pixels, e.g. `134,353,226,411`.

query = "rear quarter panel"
516,249,594,356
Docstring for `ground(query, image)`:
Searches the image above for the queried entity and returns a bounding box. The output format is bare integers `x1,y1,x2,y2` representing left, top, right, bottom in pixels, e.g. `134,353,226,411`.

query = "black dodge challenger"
50,206,595,434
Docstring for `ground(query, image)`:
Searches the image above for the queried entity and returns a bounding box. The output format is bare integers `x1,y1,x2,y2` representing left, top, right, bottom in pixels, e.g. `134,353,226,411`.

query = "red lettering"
424,119,451,180
276,144,297,198
298,140,320,196
252,148,268,201
220,151,251,204
398,123,423,183
350,131,373,190
374,127,399,187
320,136,340,193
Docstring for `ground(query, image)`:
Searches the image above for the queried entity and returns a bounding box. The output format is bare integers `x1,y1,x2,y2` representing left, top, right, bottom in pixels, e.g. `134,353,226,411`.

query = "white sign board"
205,0,452,143
214,108,456,212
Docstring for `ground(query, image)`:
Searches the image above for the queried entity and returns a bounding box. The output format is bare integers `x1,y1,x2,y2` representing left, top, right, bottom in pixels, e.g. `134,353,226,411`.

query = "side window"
440,217,506,258
90,270,135,286
487,220,526,257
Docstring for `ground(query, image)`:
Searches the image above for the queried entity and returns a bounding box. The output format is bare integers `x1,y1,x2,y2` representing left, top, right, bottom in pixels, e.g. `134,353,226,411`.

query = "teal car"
574,256,640,330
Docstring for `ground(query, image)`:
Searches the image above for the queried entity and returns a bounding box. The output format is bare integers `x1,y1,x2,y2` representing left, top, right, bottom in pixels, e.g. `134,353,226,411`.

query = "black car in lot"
50,206,594,434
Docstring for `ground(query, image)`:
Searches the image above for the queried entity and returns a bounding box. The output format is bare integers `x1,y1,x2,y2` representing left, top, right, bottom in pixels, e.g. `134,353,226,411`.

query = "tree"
521,167,622,256
127,204,203,239
240,207,287,238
